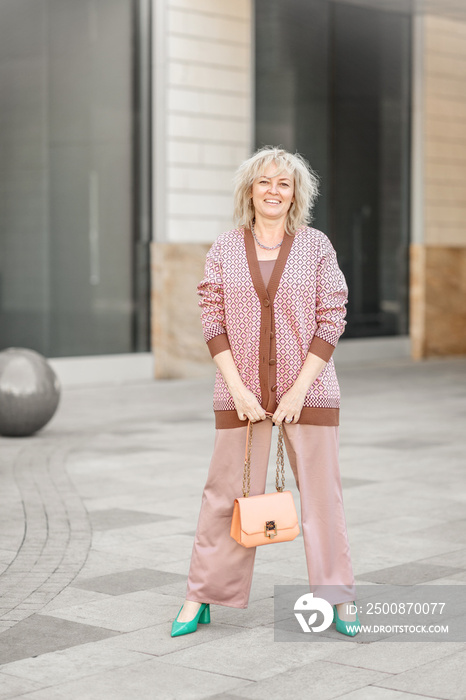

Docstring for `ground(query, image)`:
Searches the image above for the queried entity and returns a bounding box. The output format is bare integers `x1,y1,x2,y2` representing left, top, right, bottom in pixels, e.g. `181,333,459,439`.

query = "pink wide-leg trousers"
185,420,356,608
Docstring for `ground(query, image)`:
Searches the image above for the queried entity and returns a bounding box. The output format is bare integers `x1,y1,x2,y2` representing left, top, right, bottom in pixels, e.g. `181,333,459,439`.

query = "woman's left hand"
272,352,327,425
272,383,307,425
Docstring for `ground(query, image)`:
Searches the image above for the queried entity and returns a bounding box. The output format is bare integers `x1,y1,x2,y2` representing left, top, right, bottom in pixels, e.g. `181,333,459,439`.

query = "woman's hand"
213,349,266,423
231,385,267,423
272,352,327,425
272,383,307,425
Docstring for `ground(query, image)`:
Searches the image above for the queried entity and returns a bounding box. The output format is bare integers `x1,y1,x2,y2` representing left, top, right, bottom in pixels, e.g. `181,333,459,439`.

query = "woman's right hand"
213,349,266,423
231,385,267,423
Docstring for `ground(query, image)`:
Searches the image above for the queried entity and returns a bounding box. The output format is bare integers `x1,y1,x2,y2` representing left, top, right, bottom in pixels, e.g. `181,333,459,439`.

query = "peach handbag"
230,417,300,548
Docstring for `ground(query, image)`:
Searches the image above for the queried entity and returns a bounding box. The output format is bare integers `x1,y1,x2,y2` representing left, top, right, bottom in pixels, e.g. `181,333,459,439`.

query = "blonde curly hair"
233,146,319,235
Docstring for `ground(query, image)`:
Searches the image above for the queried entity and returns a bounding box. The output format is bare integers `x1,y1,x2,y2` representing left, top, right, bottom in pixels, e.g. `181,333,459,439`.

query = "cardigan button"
270,332,274,339
271,384,277,391
269,359,276,365
263,299,270,307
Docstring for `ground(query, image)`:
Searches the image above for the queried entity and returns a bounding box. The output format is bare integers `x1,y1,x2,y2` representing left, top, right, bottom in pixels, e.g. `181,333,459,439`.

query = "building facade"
0,0,465,381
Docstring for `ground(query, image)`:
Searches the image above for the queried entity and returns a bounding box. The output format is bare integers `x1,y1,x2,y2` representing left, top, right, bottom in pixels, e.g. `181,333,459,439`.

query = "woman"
171,146,360,638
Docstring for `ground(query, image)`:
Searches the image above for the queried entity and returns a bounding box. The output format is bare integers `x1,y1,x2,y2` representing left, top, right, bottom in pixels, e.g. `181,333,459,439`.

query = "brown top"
258,259,277,288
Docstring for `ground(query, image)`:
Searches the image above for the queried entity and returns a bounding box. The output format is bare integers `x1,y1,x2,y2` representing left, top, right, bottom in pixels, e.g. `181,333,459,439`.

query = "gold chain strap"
275,423,285,492
242,419,285,498
242,419,253,498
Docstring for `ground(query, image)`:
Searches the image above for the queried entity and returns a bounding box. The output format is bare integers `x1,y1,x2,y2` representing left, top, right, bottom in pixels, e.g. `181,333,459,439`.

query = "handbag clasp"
265,520,277,538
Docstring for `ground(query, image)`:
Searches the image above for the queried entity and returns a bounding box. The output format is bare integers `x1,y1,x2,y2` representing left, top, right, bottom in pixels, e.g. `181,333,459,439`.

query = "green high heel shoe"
171,603,211,637
333,602,360,637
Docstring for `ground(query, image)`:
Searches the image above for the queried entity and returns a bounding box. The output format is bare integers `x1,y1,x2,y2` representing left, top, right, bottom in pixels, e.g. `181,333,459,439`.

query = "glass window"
0,0,150,357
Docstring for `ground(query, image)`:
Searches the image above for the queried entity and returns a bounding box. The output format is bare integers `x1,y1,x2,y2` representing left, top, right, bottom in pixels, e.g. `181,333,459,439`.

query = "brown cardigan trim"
300,407,339,426
215,407,340,429
308,336,336,363
244,227,294,412
207,333,231,358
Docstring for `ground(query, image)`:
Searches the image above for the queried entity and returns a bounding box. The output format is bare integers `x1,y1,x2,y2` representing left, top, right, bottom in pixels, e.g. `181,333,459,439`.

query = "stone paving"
0,442,91,634
0,356,465,699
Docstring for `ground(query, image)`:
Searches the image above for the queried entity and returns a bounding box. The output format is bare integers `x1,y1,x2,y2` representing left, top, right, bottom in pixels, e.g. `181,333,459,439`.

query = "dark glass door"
330,2,411,337
255,0,411,338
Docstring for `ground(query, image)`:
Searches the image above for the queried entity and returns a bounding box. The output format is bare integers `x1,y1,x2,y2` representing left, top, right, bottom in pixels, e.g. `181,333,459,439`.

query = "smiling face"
251,163,295,223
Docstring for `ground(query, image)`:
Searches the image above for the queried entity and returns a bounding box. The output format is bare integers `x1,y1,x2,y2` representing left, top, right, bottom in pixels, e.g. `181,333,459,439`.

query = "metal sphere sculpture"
0,348,61,437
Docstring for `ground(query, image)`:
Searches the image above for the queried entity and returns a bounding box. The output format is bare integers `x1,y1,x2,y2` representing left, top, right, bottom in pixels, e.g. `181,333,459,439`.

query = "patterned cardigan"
197,226,348,429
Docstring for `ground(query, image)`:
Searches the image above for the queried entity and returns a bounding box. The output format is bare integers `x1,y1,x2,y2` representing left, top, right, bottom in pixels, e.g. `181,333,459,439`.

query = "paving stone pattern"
0,443,91,633
0,358,465,699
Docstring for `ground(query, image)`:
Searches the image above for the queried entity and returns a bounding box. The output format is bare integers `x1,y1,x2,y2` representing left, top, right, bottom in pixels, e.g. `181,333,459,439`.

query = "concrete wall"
152,0,253,377
410,14,466,358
